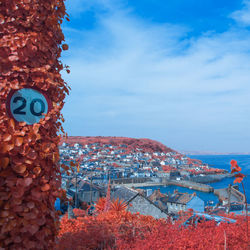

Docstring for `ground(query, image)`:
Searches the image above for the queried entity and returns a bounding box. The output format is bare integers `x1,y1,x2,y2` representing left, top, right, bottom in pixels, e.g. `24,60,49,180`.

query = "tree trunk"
0,1,69,249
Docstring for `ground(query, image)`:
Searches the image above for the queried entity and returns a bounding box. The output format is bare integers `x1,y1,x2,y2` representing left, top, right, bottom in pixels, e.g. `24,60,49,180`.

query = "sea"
141,155,250,205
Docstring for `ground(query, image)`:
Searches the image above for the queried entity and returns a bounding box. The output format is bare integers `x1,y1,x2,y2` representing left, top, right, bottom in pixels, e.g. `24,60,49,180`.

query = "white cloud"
61,0,250,152
231,0,250,26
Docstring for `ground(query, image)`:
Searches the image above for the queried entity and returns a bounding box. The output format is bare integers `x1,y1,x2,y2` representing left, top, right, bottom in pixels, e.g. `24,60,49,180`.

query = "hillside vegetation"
61,136,176,153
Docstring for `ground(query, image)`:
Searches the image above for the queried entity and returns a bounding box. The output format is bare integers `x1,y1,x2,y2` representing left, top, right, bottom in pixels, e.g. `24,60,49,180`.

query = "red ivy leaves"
0,0,69,249
230,160,245,184
0,157,9,169
230,159,237,167
57,207,249,249
233,173,246,184
230,160,241,172
62,44,69,50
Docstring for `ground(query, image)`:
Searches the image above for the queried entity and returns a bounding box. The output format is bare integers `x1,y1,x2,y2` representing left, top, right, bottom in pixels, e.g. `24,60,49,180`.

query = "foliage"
94,197,107,214
230,160,246,184
0,0,69,249
128,215,249,250
72,208,86,218
57,194,250,249
57,208,249,250
56,214,116,249
57,208,159,250
61,136,175,154
56,160,250,250
95,197,127,214
230,160,249,247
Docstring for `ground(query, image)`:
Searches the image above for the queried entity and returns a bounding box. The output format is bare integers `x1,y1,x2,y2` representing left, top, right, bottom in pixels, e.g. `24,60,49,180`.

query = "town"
56,137,247,219
60,137,227,179
59,137,228,186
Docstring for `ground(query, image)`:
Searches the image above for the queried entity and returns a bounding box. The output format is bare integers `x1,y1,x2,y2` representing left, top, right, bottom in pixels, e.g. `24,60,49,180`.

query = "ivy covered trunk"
0,0,69,249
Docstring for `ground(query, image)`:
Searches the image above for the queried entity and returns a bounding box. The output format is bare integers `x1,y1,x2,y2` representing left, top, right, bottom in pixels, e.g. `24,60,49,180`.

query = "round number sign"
6,87,51,125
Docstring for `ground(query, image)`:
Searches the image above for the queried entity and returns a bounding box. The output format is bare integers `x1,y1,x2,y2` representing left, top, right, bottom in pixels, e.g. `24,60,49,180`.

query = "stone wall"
128,195,168,219
79,191,100,203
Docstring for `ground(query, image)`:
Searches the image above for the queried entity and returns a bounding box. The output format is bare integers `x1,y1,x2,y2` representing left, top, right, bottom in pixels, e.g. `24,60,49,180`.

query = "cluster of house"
59,142,225,185
62,176,205,219
58,142,239,219
112,186,206,219
61,177,247,220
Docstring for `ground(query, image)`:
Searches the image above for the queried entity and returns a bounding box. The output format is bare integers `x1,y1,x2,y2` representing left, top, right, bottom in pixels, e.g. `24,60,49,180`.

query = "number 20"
13,97,45,116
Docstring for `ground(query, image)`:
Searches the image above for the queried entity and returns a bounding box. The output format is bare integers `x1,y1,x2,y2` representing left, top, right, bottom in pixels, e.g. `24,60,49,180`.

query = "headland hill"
59,136,232,187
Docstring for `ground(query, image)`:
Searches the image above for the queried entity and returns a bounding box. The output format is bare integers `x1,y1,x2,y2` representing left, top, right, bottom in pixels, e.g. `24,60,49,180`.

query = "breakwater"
214,185,245,204
117,177,214,193
162,179,214,193
190,173,233,184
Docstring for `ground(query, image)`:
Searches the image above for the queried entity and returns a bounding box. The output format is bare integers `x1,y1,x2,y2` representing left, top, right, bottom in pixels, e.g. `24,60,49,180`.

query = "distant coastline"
180,151,250,156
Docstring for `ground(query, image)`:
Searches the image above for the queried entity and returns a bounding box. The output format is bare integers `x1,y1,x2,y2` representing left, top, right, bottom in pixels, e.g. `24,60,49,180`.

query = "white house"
160,161,165,165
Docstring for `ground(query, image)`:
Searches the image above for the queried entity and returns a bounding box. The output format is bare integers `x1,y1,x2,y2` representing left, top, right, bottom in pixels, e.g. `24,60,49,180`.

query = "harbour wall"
214,185,245,204
162,179,214,193
114,177,214,193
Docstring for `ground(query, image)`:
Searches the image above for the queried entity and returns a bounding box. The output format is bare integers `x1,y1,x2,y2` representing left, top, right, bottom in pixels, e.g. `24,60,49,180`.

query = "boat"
208,200,214,205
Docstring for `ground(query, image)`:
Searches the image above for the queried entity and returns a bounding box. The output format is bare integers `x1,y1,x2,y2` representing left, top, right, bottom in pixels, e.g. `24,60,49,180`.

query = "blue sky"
61,0,250,153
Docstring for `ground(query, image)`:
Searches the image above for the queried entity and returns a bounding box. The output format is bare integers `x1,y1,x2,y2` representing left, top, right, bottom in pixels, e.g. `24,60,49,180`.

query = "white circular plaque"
6,88,51,125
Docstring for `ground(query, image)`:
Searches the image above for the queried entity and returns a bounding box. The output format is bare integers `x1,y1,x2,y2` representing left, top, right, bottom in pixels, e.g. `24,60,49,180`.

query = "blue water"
141,155,250,205
189,155,250,202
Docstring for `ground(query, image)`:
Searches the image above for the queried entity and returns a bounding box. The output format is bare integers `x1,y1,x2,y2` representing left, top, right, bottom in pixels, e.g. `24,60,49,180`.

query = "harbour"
116,174,246,206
